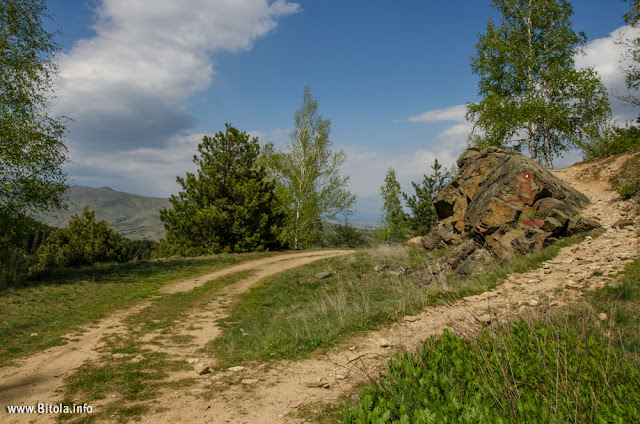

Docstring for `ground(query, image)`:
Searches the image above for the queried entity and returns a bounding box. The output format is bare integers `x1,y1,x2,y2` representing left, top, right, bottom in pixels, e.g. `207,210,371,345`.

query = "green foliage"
377,167,408,243
467,0,612,168
264,86,356,249
616,183,638,199
581,124,640,159
343,320,640,423
619,0,640,112
33,207,129,271
0,213,54,289
326,220,368,248
156,124,284,256
0,0,68,219
403,159,454,236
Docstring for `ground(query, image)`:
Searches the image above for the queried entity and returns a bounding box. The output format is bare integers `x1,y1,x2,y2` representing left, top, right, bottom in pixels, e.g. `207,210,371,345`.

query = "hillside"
38,186,171,240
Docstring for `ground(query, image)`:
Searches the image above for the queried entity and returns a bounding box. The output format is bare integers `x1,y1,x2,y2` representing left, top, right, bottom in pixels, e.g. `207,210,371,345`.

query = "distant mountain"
38,186,171,241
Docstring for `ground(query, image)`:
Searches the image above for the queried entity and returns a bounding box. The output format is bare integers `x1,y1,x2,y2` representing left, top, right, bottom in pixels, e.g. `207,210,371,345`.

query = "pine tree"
403,159,454,236
377,167,408,243
157,124,284,256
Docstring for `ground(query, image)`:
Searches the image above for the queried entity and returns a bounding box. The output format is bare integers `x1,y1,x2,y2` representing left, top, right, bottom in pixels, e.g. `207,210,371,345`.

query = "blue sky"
45,0,637,224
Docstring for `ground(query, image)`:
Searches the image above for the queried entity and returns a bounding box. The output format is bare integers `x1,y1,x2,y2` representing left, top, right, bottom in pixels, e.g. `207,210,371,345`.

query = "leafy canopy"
467,0,611,168
265,85,356,249
0,0,68,219
377,167,407,243
157,124,284,256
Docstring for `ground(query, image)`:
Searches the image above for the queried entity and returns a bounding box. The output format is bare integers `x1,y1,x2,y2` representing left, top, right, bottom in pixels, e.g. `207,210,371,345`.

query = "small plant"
616,183,638,199
341,318,640,423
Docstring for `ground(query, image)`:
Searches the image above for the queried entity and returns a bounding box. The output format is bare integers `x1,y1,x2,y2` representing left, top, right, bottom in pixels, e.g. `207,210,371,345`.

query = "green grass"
0,252,273,366
586,252,640,356
58,271,254,422
336,243,640,424
207,234,588,368
340,318,640,423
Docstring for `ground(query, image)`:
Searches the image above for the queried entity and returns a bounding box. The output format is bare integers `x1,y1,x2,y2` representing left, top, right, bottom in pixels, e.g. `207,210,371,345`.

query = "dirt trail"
0,250,353,423
2,158,638,424
134,159,638,424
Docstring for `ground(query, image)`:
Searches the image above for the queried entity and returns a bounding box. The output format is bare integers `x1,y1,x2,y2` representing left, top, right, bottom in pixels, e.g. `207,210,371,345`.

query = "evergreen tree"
157,124,284,256
377,167,408,243
466,0,611,168
266,86,356,249
403,159,454,236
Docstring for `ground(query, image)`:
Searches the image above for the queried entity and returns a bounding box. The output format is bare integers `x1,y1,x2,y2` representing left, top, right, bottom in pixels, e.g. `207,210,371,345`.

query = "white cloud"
576,25,640,123
407,104,467,123
54,0,300,152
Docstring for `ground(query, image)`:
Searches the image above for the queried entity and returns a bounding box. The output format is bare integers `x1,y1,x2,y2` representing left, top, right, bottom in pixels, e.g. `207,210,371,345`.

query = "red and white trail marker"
524,173,531,180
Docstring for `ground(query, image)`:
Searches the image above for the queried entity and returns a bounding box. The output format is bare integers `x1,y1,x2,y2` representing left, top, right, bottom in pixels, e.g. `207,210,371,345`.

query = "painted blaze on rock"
423,147,599,269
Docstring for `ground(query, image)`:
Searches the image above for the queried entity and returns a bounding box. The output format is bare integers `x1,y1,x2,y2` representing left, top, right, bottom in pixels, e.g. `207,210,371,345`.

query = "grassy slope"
207,234,586,368
336,245,640,423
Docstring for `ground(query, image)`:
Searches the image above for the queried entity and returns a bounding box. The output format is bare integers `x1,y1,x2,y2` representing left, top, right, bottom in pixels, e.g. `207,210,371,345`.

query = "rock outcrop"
420,147,602,273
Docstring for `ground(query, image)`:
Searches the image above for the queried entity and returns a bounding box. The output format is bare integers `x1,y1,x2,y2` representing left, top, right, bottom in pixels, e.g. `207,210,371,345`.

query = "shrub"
32,207,129,272
581,124,640,159
326,221,367,248
0,214,54,289
616,183,638,199
342,319,640,423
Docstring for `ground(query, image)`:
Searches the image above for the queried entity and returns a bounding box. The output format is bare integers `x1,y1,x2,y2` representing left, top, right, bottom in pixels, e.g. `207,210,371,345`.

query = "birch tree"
268,85,355,249
466,0,611,168
377,167,407,243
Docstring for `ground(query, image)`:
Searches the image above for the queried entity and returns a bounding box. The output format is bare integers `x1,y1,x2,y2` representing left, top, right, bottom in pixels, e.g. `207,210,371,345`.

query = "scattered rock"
566,215,603,236
598,313,609,321
185,358,199,365
130,354,144,364
373,264,389,272
29,333,38,337
406,236,424,248
314,271,334,279
612,218,634,229
241,379,259,385
348,346,356,351
194,362,211,375
303,378,327,388
527,298,540,307
228,366,245,372
112,353,129,359
377,338,391,348
476,314,492,324
564,281,584,291
403,316,421,322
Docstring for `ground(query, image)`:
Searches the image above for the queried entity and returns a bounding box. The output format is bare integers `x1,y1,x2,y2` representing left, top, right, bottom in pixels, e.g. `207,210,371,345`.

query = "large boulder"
423,147,600,265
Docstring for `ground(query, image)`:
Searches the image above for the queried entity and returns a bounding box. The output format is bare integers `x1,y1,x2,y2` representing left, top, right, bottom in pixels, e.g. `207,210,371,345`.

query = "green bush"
0,213,54,289
616,183,638,199
32,207,129,272
326,221,367,248
342,319,640,423
581,124,640,159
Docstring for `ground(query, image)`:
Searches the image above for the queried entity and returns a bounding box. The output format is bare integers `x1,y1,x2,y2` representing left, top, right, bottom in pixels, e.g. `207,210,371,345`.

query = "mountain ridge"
38,185,171,240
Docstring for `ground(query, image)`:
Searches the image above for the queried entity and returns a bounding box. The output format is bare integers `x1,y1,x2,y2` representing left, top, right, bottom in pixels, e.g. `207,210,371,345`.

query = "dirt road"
0,249,354,423
135,158,637,424
2,156,638,424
